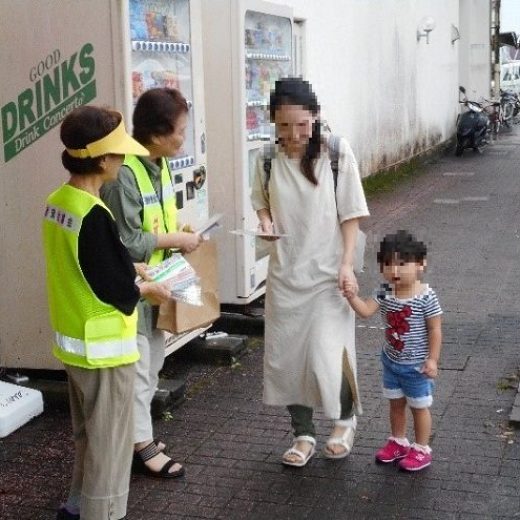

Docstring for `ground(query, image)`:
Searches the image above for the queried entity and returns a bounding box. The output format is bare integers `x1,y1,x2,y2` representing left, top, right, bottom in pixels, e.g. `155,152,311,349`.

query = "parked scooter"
456,86,490,156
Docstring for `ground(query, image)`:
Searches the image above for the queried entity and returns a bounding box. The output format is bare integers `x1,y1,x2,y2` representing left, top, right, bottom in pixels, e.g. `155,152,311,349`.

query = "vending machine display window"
245,10,291,265
202,1,293,304
129,0,195,170
245,10,292,142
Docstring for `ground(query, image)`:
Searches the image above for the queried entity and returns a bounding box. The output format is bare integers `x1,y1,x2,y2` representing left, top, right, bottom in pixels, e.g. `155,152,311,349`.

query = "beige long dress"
251,138,370,419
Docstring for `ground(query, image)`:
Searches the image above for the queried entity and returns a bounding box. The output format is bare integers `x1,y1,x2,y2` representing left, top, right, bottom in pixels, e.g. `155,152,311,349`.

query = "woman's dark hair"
377,230,427,266
132,87,189,144
269,77,321,185
61,106,121,175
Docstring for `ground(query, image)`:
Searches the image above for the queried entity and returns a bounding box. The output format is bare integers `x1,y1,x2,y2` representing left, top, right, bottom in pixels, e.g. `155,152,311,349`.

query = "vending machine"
124,0,211,355
0,0,209,369
125,0,209,233
202,0,293,305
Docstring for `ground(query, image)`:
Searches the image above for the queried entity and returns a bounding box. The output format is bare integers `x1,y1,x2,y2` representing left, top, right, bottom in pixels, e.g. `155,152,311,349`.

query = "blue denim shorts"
381,352,434,409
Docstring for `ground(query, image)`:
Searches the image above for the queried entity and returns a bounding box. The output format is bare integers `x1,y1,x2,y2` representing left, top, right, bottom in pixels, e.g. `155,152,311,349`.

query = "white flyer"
196,213,223,237
229,229,288,238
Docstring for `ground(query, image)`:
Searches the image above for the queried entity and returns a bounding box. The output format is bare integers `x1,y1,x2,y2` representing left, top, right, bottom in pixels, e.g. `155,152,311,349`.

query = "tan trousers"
65,363,135,520
134,329,165,444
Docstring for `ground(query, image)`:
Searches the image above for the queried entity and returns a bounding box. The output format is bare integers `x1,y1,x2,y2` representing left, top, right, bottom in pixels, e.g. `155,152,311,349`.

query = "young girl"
345,230,442,471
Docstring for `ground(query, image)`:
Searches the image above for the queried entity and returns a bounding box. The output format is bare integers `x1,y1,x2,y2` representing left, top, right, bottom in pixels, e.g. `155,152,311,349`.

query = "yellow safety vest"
124,155,177,266
42,184,139,369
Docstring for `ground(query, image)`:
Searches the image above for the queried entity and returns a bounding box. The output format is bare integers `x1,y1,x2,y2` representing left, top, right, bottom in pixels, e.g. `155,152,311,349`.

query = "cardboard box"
157,240,220,334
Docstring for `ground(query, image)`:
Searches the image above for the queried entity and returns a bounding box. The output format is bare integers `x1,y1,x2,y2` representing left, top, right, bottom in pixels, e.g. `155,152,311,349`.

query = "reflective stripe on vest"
124,155,177,266
55,332,138,360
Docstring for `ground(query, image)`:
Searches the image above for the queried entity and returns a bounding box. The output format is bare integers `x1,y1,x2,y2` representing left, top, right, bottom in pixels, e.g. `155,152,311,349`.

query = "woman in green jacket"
102,87,201,478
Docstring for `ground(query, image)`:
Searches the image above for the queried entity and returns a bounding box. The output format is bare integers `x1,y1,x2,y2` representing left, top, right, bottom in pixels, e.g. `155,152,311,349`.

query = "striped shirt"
373,284,442,364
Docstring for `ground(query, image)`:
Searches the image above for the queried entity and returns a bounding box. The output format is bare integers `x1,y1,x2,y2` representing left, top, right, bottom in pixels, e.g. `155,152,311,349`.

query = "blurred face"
274,104,317,158
153,111,188,157
381,254,425,289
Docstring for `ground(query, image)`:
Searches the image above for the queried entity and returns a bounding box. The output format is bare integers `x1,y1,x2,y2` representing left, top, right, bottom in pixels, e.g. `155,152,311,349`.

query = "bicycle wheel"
491,113,500,139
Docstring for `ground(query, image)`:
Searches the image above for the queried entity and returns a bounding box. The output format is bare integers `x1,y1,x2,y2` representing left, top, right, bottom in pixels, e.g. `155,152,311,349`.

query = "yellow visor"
66,119,149,158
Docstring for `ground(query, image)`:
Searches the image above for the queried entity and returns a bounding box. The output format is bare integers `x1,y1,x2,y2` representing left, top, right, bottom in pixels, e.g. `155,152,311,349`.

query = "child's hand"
343,282,358,300
339,263,357,294
421,358,438,378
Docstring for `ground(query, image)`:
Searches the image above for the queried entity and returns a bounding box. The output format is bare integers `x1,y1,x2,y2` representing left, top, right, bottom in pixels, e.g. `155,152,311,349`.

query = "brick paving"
2,131,520,519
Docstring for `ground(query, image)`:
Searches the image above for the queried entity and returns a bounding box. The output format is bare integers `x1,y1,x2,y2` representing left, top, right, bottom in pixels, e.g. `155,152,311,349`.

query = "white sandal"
323,416,357,459
282,435,316,467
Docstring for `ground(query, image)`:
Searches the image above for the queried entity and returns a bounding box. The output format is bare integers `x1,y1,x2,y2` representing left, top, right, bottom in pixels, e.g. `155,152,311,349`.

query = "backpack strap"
263,136,340,194
328,134,340,193
263,157,272,193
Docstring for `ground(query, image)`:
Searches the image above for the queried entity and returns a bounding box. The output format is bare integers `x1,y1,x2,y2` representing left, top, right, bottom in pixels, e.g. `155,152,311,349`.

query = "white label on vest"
44,205,81,232
142,193,159,206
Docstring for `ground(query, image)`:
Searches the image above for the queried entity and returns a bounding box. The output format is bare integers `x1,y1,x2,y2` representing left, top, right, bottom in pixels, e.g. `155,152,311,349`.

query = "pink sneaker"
398,446,432,471
375,438,410,463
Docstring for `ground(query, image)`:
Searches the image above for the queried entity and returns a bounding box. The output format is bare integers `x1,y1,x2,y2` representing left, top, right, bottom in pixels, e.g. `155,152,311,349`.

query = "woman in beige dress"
251,78,369,467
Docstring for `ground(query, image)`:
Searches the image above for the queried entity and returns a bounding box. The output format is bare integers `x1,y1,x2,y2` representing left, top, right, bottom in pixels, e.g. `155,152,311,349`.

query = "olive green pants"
287,374,354,438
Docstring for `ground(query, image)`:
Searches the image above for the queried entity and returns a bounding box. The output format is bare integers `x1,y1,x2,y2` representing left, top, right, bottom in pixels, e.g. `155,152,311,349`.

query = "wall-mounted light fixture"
417,16,436,44
451,24,460,44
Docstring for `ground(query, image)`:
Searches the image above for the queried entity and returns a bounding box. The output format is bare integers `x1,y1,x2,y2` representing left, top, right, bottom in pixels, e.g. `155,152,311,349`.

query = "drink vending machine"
0,0,209,370
125,0,211,355
202,0,293,305
126,0,209,232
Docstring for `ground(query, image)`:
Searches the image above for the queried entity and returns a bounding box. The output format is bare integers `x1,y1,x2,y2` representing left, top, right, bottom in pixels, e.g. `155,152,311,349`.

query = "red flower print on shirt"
385,305,412,351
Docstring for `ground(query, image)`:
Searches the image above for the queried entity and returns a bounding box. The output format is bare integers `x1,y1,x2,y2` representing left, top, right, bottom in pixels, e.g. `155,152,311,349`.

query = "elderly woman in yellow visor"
42,105,171,520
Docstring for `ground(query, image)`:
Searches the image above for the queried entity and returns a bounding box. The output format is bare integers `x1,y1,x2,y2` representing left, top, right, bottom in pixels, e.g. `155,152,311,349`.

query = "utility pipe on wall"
491,0,501,98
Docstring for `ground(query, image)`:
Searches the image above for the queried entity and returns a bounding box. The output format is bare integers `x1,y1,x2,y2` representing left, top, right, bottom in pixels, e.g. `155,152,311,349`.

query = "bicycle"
483,99,503,140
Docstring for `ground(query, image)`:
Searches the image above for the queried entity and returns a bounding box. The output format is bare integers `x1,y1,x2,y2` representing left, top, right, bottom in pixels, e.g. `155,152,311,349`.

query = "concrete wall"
267,0,490,176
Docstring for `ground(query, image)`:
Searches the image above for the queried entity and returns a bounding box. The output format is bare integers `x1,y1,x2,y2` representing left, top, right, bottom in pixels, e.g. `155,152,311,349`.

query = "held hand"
179,231,203,253
421,358,438,379
139,280,171,305
343,282,358,300
339,263,357,295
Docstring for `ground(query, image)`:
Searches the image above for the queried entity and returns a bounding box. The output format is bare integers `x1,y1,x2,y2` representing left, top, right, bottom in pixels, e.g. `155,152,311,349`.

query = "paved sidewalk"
2,132,520,520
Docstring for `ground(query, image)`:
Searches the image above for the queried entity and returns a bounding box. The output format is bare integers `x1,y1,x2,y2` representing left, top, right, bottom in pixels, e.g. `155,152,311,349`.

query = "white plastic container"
0,380,44,438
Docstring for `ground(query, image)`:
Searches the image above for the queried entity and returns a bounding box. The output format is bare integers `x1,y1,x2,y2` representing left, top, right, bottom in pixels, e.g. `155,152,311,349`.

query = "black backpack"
263,135,341,194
